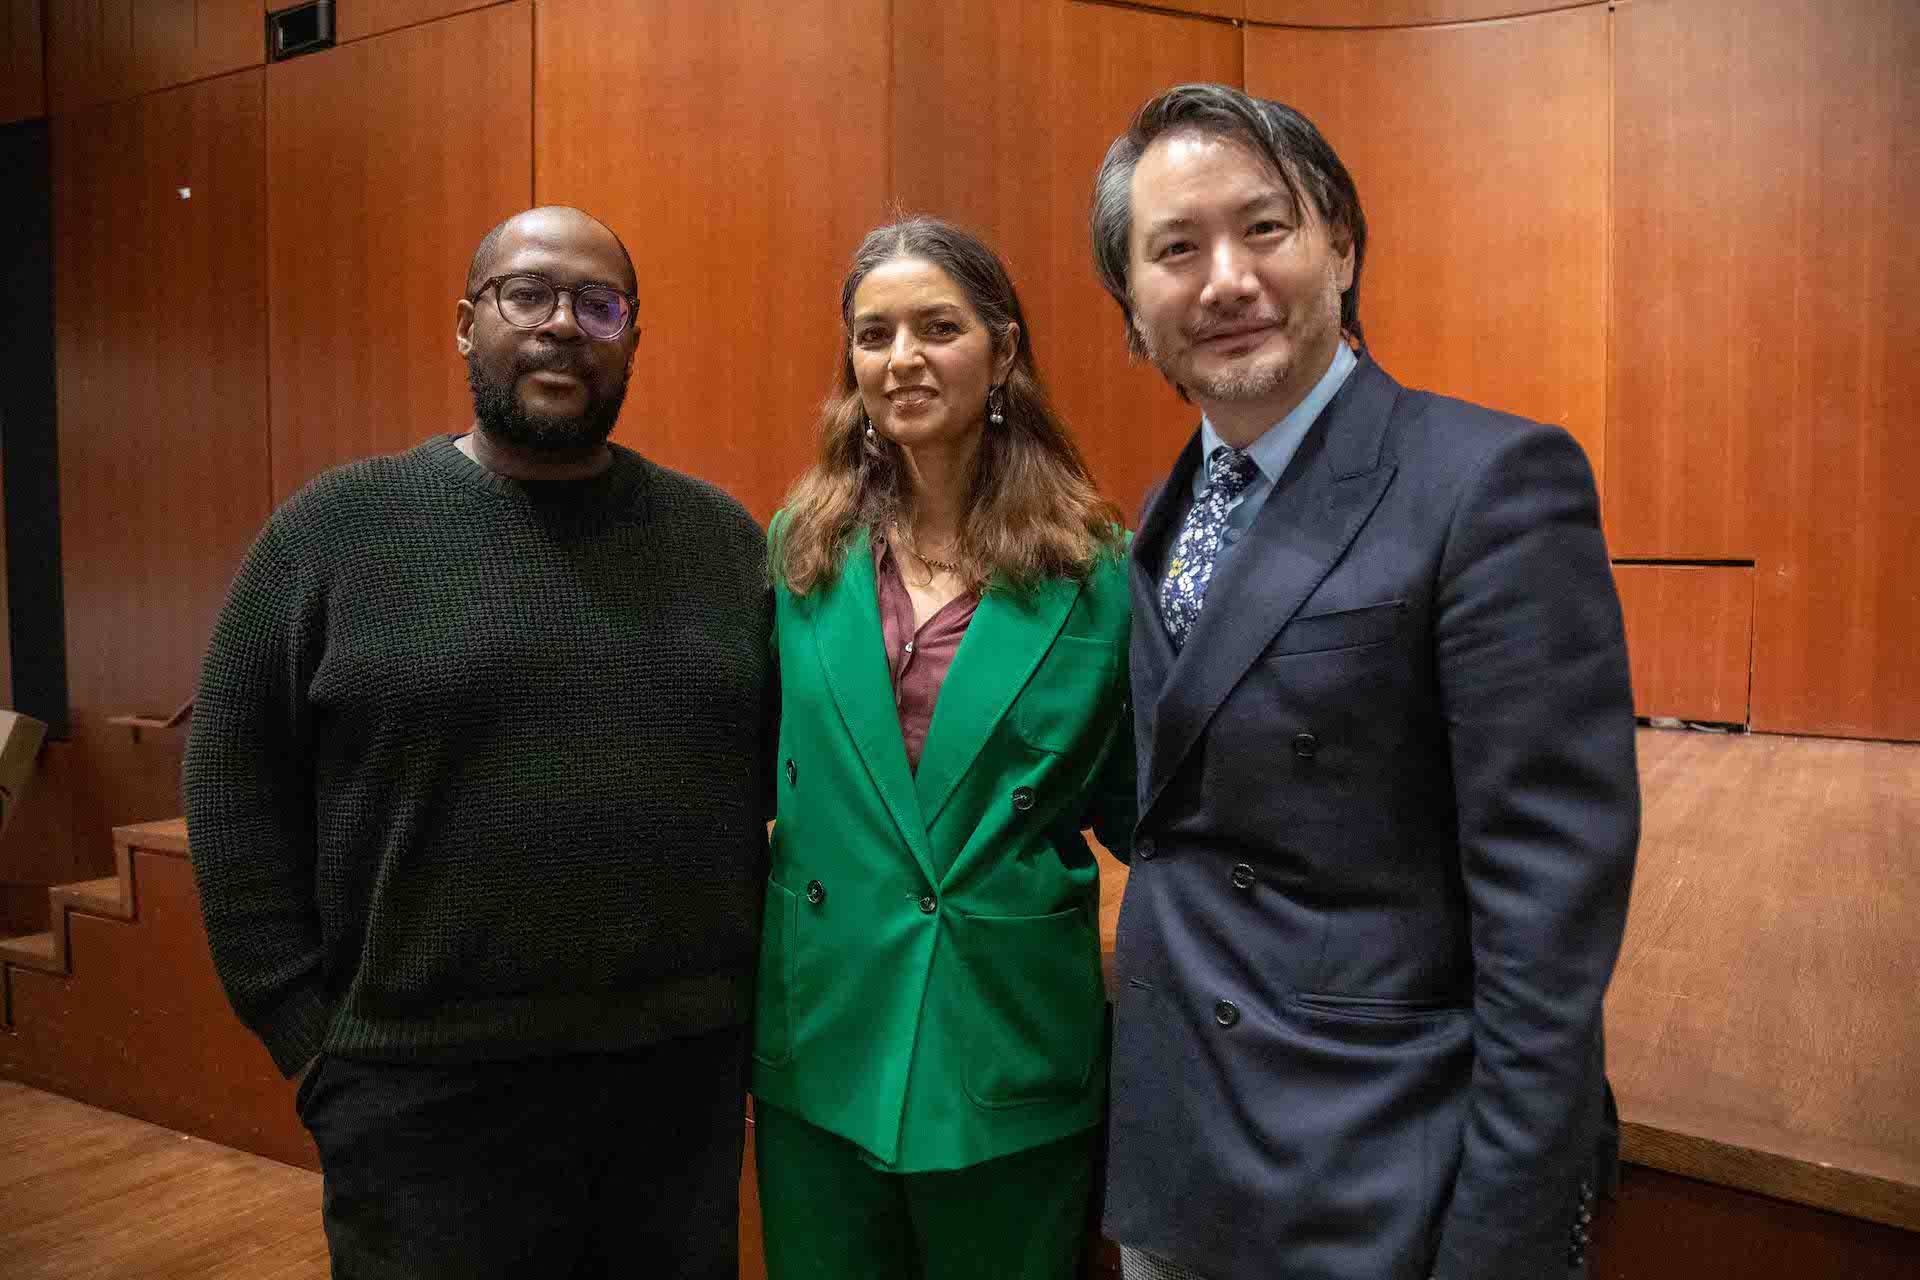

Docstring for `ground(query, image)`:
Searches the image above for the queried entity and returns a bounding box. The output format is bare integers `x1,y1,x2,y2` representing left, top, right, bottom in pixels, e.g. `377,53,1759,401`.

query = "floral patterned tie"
1160,445,1260,650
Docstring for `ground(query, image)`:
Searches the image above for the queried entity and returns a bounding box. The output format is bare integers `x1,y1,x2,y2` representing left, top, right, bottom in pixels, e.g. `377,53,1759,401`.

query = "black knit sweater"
185,436,773,1076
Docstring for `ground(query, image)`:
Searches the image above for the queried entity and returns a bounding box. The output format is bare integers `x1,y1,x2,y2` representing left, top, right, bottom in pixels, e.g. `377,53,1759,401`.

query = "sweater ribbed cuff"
254,979,337,1078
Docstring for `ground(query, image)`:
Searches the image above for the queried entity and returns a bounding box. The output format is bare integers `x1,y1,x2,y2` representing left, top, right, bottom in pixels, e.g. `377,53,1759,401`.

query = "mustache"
1186,313,1281,342
511,346,583,377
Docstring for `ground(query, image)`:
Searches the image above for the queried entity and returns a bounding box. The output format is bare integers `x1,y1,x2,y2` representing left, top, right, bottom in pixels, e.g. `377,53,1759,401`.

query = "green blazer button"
918,894,937,914
805,880,825,906
1011,786,1036,812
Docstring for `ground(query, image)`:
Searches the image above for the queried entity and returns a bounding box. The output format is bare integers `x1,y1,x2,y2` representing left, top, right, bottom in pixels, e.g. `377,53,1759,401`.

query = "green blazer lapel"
812,530,938,881
914,574,1084,833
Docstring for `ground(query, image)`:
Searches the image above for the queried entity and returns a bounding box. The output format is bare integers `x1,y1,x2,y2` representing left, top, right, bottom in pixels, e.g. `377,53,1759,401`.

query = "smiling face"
848,257,1014,456
1125,130,1354,430
455,208,639,454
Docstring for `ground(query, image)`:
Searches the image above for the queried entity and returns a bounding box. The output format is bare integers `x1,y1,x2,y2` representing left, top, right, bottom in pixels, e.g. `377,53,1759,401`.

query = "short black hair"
464,206,637,298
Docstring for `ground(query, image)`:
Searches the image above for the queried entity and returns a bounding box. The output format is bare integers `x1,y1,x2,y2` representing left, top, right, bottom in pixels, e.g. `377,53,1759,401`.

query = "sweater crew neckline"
420,433,649,511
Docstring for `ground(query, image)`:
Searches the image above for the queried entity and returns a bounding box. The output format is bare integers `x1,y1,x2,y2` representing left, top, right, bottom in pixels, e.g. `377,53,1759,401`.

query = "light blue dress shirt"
1190,341,1359,573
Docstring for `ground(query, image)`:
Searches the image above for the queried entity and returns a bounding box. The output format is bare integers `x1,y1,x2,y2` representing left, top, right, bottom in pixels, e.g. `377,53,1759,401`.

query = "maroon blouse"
873,539,977,772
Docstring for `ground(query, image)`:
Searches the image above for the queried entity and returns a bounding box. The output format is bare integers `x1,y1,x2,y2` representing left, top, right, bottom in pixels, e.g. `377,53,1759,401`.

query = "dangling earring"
988,387,1005,426
864,417,877,446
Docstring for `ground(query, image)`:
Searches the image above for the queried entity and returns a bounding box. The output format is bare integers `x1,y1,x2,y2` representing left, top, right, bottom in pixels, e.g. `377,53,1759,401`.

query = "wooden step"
0,931,60,974
50,877,132,921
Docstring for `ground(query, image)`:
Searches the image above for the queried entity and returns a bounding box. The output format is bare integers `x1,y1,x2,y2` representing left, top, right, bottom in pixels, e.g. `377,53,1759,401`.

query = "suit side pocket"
953,906,1105,1109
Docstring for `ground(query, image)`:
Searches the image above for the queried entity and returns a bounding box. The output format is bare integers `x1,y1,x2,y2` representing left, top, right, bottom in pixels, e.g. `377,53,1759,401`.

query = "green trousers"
754,1102,1095,1280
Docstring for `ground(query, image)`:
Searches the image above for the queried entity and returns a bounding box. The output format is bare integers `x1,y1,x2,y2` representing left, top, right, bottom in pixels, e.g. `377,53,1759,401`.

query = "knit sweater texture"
184,435,773,1076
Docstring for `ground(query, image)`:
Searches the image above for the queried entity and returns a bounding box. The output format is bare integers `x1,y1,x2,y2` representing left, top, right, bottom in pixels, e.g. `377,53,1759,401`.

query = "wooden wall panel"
1247,8,1610,490
53,71,270,869
1248,0,1596,25
45,0,264,114
1588,1164,1920,1280
1612,0,1920,740
1134,0,1244,19
1614,564,1752,724
893,0,1243,522
0,0,45,124
534,0,891,522
198,0,268,76
336,0,502,44
268,1,531,498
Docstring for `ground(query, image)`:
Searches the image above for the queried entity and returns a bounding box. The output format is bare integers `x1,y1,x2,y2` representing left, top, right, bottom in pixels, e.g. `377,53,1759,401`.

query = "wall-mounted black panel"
269,0,336,62
0,118,69,738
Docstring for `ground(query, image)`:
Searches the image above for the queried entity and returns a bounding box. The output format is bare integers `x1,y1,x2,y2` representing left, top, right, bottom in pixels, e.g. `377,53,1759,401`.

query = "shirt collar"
1196,340,1358,495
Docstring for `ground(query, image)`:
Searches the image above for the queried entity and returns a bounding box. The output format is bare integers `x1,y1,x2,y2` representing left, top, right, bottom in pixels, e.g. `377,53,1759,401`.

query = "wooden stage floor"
1606,726,1920,1229
0,1080,326,1279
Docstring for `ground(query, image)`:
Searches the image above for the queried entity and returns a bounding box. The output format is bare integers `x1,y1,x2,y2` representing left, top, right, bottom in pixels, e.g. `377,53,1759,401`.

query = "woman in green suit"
753,217,1134,1280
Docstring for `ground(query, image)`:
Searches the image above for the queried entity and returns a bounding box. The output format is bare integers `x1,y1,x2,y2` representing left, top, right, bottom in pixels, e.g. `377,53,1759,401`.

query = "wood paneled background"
267,0,532,498
0,0,45,124
1609,0,1920,740
1247,6,1611,485
534,0,892,518
2,0,1915,890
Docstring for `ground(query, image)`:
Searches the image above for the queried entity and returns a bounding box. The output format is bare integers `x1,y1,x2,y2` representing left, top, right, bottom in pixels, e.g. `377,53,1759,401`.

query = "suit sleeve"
1428,423,1639,1280
183,519,334,1077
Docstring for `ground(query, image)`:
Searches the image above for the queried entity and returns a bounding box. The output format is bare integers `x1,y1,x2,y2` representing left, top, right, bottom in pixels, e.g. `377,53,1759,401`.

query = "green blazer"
751,524,1134,1173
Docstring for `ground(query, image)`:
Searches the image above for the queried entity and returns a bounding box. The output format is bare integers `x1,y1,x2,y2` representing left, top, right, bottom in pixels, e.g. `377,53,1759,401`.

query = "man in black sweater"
185,207,773,1279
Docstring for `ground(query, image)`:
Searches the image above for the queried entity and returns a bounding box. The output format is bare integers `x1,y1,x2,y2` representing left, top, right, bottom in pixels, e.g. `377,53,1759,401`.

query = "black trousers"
295,1026,748,1280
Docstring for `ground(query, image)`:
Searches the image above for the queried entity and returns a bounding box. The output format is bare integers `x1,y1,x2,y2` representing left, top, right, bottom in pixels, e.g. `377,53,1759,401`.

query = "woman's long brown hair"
774,216,1124,597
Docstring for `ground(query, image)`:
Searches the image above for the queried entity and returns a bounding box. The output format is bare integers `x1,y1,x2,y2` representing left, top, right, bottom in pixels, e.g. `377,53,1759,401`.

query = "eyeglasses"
470,273,640,341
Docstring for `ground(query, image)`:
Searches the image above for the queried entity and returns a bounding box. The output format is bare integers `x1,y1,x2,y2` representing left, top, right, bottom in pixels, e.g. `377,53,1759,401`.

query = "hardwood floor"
0,1080,327,1278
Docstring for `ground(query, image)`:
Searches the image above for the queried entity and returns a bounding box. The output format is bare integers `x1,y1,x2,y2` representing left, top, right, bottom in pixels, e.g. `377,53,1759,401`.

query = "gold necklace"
894,527,963,576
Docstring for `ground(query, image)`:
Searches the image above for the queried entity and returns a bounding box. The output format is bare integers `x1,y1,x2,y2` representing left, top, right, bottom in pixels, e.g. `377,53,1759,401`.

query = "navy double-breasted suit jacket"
1104,356,1639,1280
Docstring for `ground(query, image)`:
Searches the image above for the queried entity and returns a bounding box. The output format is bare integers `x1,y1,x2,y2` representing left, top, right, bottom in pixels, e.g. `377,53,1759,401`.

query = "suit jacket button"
785,759,797,786
1213,1000,1240,1028
1292,732,1318,759
805,880,825,906
1135,837,1155,861
1230,863,1255,890
918,894,937,914
1011,786,1035,812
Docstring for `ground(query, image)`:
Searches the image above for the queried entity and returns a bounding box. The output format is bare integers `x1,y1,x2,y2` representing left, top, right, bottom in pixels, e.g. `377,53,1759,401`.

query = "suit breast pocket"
1266,599,1408,658
1013,634,1119,755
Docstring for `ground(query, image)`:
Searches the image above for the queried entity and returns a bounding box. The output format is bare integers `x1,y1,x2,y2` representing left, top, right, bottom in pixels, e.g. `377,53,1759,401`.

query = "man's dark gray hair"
1089,83,1368,357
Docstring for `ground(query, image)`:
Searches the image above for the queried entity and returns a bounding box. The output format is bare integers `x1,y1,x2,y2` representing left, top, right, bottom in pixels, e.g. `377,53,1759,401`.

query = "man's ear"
1331,231,1356,292
455,298,476,357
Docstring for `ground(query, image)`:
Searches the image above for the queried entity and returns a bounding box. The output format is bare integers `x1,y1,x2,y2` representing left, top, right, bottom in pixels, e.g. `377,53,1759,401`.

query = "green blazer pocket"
752,877,799,1067
1014,634,1120,754
951,906,1104,1109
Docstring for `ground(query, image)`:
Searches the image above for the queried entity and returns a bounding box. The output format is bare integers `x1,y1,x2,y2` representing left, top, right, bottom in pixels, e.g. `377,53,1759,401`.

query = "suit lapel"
1143,359,1402,823
1129,431,1202,749
811,530,939,883
914,573,1084,838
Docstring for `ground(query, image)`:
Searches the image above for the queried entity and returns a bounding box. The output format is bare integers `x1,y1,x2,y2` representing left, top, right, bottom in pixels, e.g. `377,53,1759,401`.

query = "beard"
466,345,630,453
1140,265,1346,404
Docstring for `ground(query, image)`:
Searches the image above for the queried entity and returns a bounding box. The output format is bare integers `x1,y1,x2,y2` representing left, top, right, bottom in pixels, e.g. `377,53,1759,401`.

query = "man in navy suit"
1089,84,1639,1280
